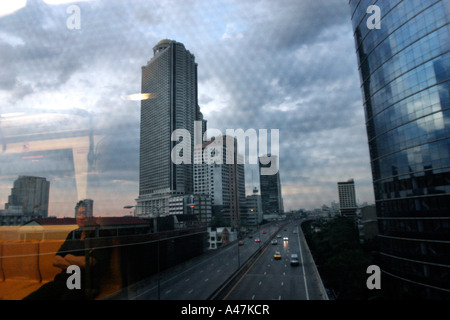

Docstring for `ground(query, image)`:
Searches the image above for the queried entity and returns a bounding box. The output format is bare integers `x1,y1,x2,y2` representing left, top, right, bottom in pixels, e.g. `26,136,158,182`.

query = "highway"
110,219,327,300
222,220,327,300
112,222,281,300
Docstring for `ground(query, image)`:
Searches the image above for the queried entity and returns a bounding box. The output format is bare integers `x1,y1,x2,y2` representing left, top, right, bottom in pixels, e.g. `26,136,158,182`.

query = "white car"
283,237,288,241
290,254,299,266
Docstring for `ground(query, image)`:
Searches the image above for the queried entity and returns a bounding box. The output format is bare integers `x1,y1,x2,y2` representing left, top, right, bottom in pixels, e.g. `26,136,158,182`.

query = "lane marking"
223,241,271,300
129,224,276,300
297,225,310,300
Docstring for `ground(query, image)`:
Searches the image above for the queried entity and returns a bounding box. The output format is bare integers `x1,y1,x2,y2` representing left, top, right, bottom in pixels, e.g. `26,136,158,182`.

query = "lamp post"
251,208,262,249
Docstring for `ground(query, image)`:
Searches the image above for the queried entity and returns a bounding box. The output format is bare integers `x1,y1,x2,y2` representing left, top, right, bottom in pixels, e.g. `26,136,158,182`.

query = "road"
110,219,327,300
112,222,282,300
221,220,327,300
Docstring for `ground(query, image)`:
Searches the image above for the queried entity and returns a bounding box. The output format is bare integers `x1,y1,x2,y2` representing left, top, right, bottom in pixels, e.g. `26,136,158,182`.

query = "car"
248,235,253,239
293,230,297,234
238,241,244,246
254,238,261,242
274,251,282,259
271,239,278,245
277,234,281,238
283,237,288,241
290,254,299,266
262,230,267,234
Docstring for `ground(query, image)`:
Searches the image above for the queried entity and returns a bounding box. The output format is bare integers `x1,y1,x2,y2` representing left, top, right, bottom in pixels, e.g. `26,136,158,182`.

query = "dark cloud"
0,0,374,215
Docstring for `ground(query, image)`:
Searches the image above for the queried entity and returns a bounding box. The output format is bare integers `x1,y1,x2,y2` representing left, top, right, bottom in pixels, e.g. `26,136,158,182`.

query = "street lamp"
123,205,136,216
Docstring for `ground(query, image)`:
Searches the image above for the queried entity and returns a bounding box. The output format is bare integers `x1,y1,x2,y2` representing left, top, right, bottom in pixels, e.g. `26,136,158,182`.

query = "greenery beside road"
302,216,381,300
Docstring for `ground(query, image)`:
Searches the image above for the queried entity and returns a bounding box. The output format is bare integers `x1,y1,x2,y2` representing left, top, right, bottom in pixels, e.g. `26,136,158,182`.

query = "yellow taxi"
273,251,282,260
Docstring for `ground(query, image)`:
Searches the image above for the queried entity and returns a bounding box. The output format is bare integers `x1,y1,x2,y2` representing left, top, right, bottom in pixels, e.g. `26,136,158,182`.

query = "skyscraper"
194,136,245,230
349,0,450,298
259,155,283,215
337,179,357,217
137,39,205,216
245,187,263,227
6,176,50,217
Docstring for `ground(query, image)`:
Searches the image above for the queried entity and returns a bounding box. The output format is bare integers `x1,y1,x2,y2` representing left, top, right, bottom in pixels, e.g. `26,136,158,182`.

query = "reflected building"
349,0,450,297
0,176,50,226
0,111,101,216
74,199,94,217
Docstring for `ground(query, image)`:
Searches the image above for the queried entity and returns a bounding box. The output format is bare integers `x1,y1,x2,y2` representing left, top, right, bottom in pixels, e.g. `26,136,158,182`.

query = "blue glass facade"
349,0,449,296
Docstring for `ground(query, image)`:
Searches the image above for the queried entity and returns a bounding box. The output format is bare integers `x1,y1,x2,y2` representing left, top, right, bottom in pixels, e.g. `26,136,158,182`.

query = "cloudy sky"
0,0,375,217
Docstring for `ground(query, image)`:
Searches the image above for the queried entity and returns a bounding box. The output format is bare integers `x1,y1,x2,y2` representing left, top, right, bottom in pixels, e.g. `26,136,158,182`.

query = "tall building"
6,176,50,216
244,187,263,227
337,179,357,216
168,194,212,226
0,176,50,225
137,39,205,216
259,155,283,215
349,0,450,298
194,136,245,230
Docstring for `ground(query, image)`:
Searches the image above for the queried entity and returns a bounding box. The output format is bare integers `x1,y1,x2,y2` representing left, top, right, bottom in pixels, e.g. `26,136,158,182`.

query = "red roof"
27,216,150,226
95,216,150,226
31,218,76,225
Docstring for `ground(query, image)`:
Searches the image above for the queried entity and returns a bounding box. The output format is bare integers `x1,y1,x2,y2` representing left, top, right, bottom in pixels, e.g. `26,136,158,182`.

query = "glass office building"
259,155,284,215
349,0,449,297
137,40,205,216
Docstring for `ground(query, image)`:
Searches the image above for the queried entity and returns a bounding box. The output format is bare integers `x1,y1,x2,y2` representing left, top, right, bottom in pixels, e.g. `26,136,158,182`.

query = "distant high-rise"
6,175,50,216
137,39,205,216
259,155,283,215
349,0,450,298
245,187,263,227
194,136,245,230
337,179,357,217
74,199,94,217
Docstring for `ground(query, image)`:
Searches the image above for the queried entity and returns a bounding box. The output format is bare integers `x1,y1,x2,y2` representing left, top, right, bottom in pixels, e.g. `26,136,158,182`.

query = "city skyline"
0,0,375,217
